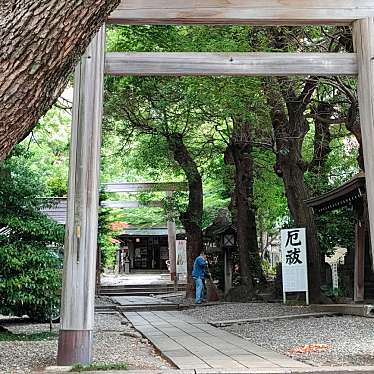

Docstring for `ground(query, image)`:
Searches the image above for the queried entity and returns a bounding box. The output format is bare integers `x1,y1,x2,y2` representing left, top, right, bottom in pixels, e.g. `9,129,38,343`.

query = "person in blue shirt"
192,251,208,304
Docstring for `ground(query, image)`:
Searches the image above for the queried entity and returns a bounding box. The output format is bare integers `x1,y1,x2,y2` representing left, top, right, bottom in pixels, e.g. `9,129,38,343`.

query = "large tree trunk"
278,157,322,303
309,103,332,176
347,101,365,171
226,121,261,289
264,29,321,303
0,0,119,160
167,134,203,297
264,33,322,304
267,78,322,303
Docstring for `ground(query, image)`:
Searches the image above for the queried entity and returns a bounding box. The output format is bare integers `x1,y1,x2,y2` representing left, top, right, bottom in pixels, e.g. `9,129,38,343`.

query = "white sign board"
281,228,309,304
176,240,187,274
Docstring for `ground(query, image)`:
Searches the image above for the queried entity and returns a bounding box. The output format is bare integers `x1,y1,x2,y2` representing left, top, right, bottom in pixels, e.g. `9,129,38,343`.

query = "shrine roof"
305,173,366,214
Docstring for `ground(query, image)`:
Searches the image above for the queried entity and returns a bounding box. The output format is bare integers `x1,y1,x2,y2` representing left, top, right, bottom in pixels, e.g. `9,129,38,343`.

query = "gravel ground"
95,295,116,305
183,302,313,322
226,315,374,366
183,303,374,367
0,313,172,374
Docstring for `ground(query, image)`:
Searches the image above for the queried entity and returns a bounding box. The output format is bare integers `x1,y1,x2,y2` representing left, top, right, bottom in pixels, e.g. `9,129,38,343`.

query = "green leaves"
0,154,63,320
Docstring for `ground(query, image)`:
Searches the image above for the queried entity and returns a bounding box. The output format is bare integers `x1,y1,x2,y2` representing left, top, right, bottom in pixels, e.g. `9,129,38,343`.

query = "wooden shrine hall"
57,0,374,365
306,173,373,303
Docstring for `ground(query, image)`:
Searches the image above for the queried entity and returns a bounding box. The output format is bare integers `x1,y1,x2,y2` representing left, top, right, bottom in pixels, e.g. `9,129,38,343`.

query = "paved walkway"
124,311,310,371
113,296,177,305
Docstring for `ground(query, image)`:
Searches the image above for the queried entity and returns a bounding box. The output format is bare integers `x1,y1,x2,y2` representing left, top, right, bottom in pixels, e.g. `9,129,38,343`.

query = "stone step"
100,287,186,292
99,285,186,296
312,303,374,318
117,304,179,312
210,312,338,327
99,293,182,296
100,285,186,290
100,290,185,296
94,303,180,313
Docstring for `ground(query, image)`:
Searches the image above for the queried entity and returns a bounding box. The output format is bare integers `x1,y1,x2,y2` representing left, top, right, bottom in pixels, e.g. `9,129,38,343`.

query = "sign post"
325,247,347,290
176,239,187,282
281,228,309,305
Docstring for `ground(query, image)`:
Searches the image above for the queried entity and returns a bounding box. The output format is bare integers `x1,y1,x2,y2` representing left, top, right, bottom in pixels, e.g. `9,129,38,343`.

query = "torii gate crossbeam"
108,0,374,26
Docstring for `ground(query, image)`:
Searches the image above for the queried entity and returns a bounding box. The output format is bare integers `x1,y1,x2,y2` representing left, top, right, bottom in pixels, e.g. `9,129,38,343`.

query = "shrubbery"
0,153,64,321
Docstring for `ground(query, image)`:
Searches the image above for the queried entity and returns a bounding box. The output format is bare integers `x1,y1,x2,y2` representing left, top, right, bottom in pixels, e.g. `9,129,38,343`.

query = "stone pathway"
113,296,177,305
96,296,180,313
124,311,310,371
113,296,180,312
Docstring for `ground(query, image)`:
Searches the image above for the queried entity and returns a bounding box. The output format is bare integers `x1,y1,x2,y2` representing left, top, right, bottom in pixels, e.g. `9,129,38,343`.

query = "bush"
98,198,119,271
0,154,64,321
262,258,276,278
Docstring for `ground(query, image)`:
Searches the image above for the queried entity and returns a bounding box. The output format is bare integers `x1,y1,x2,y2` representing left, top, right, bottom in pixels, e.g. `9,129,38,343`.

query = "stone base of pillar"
57,330,92,365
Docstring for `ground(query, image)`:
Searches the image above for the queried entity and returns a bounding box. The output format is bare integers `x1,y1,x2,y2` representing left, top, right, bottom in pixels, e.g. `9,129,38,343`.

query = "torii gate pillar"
57,27,105,365
353,18,374,271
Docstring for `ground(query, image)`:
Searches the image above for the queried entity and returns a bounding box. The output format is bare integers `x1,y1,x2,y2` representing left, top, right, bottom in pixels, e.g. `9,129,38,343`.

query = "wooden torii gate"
57,0,374,365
